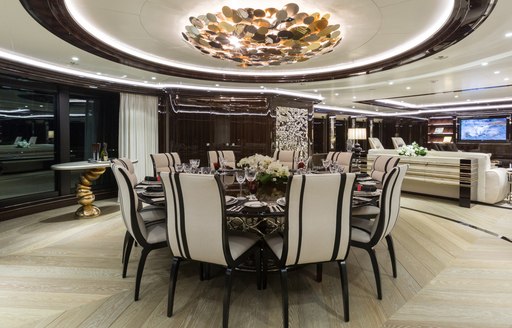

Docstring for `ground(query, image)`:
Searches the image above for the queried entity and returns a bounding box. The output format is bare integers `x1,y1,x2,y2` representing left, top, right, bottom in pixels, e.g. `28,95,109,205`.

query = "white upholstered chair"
273,150,297,170
391,137,406,149
161,172,260,328
150,152,181,176
111,164,167,301
368,137,384,149
326,151,353,172
208,150,236,169
351,164,408,299
265,173,356,326
370,155,401,184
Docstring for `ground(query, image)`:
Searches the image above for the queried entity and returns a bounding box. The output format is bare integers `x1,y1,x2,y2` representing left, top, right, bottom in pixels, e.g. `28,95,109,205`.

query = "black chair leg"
337,261,350,322
262,247,268,290
223,268,233,328
167,257,181,317
256,245,262,290
367,248,382,300
122,231,130,264
122,235,134,278
316,263,323,282
280,268,289,328
134,248,150,301
199,263,205,281
385,235,397,278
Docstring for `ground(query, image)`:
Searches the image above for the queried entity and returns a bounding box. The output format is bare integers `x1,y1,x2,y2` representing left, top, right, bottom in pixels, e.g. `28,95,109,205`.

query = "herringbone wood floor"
0,195,511,328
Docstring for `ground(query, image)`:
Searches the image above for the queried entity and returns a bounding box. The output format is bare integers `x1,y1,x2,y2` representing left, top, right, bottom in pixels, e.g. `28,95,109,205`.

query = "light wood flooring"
0,195,511,328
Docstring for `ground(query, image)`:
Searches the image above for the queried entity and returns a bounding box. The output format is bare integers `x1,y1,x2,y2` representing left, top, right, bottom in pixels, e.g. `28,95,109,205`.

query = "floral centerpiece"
237,153,290,200
15,139,30,148
397,142,427,156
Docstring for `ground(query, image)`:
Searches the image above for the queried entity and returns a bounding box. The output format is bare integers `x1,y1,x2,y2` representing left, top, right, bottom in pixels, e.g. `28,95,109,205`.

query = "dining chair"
351,164,408,300
111,164,167,301
369,155,401,186
161,172,260,328
391,137,406,149
273,149,297,170
207,150,236,169
368,137,385,149
150,152,181,176
326,151,353,172
264,172,356,326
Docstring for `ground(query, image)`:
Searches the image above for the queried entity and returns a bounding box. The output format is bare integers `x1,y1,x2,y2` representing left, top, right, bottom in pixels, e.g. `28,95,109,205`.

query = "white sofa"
368,149,509,204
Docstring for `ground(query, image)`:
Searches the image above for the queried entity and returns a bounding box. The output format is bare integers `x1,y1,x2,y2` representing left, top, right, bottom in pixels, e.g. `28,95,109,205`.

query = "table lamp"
347,128,367,155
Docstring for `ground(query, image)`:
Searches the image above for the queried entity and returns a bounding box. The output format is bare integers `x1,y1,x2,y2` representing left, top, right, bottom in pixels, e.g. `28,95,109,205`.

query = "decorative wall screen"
275,106,309,156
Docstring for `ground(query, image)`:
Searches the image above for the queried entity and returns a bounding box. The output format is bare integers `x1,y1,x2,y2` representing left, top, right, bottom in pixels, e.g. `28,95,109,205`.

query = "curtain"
119,93,158,180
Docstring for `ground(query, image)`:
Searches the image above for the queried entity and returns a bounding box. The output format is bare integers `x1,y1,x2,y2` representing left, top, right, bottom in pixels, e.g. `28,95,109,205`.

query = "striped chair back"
370,164,408,246
273,150,297,170
112,158,137,186
207,150,236,169
112,164,151,247
150,153,181,176
281,173,355,267
326,151,353,172
370,155,400,183
161,172,232,266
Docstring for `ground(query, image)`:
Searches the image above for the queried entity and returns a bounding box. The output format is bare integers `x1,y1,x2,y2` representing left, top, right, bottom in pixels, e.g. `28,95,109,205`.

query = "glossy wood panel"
19,0,490,83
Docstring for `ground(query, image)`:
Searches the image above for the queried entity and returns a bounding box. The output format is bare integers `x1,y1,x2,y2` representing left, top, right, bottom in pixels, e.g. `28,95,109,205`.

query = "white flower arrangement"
16,139,30,148
238,153,290,183
397,142,427,157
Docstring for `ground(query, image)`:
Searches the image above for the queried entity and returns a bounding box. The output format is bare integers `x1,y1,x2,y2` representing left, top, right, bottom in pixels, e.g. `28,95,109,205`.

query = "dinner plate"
142,191,164,197
225,195,237,205
276,197,286,206
244,201,267,208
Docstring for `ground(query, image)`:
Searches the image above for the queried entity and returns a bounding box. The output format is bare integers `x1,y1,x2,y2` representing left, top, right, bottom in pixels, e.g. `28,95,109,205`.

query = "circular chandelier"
182,3,342,67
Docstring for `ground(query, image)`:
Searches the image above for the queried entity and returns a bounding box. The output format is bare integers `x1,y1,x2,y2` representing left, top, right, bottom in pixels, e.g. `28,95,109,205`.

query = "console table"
51,161,111,218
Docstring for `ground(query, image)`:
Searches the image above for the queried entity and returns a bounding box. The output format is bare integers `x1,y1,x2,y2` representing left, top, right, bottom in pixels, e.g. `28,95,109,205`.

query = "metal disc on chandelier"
182,3,342,67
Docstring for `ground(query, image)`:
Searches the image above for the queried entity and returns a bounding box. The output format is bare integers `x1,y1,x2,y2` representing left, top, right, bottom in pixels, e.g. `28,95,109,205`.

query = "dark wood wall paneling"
165,92,316,165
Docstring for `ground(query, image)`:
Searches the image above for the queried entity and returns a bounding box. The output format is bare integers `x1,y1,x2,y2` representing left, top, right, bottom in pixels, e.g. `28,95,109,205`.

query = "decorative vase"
256,181,287,201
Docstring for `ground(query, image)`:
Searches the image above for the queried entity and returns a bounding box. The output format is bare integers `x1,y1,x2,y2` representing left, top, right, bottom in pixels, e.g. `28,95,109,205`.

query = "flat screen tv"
458,116,509,142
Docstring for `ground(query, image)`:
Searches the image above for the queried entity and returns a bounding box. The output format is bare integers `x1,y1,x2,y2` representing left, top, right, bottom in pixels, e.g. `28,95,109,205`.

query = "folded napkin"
354,184,377,192
146,186,163,193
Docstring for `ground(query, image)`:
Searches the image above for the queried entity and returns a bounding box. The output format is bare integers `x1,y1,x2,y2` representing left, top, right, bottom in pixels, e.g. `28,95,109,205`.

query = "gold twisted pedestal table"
51,161,111,218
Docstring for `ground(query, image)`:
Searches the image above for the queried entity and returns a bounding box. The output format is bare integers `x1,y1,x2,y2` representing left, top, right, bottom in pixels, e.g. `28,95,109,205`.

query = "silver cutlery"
227,205,243,212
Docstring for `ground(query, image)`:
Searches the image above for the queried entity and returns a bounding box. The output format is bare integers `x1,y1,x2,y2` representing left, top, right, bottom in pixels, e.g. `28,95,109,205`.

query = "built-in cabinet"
427,116,455,144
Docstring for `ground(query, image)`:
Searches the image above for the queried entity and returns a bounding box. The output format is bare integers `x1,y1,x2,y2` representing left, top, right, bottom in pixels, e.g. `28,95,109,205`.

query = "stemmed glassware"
322,158,331,171
235,170,246,199
244,167,258,196
219,156,227,170
189,159,200,173
175,163,183,173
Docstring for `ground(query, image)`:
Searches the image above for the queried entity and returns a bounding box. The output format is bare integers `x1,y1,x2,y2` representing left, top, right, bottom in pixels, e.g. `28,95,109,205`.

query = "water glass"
322,159,331,171
329,162,340,173
182,163,191,173
175,163,183,172
235,170,246,198
200,167,212,175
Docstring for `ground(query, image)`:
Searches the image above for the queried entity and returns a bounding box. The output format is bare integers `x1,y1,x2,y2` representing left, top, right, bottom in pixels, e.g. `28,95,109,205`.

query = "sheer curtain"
119,93,158,180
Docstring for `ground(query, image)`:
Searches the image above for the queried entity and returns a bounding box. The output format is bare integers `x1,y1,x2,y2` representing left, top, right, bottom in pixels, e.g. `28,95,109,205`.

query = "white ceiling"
1,0,512,116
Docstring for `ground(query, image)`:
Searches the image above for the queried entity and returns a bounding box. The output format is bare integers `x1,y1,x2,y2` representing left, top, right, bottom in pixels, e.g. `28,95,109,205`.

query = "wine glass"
245,168,258,197
219,156,227,170
329,162,339,173
235,170,246,199
175,163,183,173
322,159,331,171
189,159,200,173
182,163,191,173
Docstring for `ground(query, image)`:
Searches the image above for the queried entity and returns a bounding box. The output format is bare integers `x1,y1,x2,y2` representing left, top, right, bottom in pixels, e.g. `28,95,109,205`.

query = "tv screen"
459,117,508,142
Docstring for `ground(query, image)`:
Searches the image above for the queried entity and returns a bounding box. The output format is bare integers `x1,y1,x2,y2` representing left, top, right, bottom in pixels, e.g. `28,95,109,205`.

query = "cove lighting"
63,0,455,77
